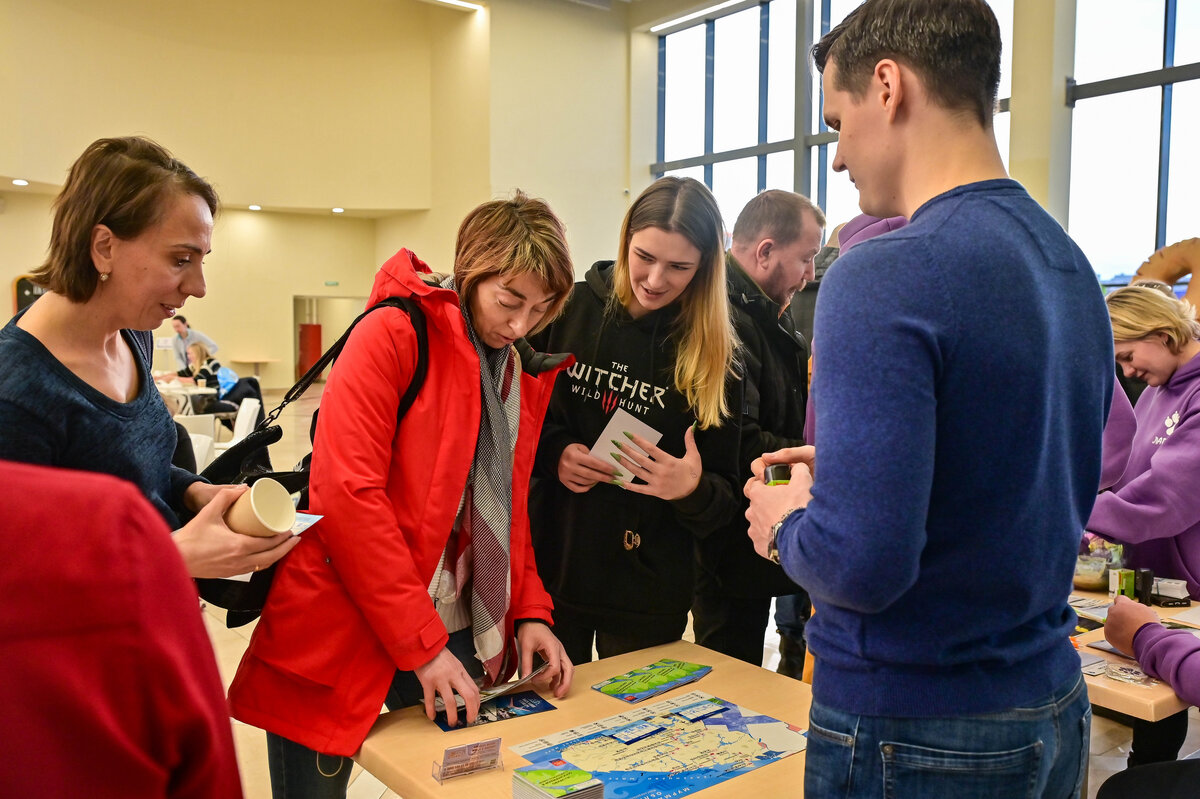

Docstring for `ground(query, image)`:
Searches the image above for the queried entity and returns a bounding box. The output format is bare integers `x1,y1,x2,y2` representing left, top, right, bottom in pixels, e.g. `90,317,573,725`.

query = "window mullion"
704,20,716,188
1156,0,1177,249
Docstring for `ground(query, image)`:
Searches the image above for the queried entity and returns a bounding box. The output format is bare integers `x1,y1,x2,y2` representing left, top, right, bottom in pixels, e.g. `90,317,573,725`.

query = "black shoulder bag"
195,295,429,627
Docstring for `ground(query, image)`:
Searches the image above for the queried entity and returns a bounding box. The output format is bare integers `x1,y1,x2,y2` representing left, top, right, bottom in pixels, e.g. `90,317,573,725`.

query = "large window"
658,0,801,226
655,0,1013,234
1069,0,1200,285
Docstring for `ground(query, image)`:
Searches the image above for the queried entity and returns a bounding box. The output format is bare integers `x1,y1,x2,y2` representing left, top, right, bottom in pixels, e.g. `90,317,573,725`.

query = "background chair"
213,399,261,455
173,413,218,440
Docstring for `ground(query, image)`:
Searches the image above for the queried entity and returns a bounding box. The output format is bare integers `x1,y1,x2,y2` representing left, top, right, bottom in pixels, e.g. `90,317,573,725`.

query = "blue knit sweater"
0,317,199,528
779,179,1113,717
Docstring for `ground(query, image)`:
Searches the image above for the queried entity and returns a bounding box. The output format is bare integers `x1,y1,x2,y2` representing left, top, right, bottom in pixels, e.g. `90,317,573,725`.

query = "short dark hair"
174,315,189,327
812,0,1002,127
731,190,826,248
31,137,218,303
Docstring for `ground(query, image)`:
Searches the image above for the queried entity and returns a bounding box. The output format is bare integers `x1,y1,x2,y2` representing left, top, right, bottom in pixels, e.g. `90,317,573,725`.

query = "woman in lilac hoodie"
1096,596,1200,798
1090,284,1200,597
1088,283,1200,770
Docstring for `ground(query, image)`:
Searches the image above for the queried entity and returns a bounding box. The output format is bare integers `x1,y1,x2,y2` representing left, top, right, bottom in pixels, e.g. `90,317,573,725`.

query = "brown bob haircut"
812,0,1002,128
453,190,574,336
31,136,218,303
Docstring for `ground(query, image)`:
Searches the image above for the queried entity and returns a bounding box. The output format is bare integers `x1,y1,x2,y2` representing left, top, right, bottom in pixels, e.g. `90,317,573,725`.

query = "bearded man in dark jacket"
692,189,825,671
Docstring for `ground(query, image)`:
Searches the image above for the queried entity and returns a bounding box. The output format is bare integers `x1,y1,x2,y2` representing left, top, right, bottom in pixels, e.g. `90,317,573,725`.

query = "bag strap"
260,296,428,430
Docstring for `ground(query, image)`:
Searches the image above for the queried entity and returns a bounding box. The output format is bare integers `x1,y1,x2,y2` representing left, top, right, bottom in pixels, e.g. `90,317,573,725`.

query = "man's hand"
1104,595,1161,657
750,445,816,482
517,621,574,699
744,463,813,559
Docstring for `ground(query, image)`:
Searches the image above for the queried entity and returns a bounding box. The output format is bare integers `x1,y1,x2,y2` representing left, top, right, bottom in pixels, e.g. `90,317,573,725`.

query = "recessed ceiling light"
248,204,262,211
332,207,345,214
650,0,743,32
12,179,29,186
420,0,484,10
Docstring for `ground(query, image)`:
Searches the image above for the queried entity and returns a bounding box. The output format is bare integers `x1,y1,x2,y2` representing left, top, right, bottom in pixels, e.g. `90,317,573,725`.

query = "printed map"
512,691,807,798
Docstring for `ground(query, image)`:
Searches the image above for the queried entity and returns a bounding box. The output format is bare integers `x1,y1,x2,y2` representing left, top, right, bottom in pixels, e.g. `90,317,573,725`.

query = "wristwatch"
767,508,798,564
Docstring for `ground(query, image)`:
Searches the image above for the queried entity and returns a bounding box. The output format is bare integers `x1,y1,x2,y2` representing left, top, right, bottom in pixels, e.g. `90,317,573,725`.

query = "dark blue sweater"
779,179,1113,717
0,317,199,528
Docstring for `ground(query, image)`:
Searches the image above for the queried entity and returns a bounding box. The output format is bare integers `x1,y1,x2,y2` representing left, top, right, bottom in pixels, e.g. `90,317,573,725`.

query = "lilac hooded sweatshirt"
1087,351,1200,597
1133,624,1200,705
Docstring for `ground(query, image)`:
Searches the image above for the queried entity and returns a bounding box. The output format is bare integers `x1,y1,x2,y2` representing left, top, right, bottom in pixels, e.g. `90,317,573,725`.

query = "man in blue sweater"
744,2,1112,797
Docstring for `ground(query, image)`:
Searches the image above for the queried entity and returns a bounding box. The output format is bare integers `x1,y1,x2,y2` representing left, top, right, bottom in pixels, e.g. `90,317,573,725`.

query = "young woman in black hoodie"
529,177,741,664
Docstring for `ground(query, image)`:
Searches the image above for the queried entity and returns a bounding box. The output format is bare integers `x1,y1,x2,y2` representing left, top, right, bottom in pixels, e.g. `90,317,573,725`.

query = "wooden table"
1073,591,1197,721
356,641,811,798
229,357,279,378
155,381,217,415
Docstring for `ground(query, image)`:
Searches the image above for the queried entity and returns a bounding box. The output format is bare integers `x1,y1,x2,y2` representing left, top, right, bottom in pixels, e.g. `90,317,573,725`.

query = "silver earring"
99,272,110,282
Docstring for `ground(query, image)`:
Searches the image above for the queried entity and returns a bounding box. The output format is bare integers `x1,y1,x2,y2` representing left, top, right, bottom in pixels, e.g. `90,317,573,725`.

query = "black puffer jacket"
695,254,810,598
529,261,741,636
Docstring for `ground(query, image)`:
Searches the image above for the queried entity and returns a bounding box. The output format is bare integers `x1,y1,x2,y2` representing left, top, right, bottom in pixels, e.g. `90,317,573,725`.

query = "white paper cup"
225,478,296,537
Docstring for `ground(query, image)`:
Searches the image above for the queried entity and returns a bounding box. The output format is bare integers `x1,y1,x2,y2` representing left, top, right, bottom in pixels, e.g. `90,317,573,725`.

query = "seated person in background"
0,460,242,799
177,341,266,430
176,340,221,386
1096,596,1200,799
171,313,218,371
1087,282,1200,766
0,135,296,578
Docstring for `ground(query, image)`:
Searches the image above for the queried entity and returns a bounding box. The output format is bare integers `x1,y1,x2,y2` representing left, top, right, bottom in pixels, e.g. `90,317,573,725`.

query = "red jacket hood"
368,248,444,308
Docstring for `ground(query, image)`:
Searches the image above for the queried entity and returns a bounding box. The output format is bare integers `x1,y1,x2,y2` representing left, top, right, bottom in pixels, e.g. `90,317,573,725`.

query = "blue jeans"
266,629,482,799
804,672,1090,799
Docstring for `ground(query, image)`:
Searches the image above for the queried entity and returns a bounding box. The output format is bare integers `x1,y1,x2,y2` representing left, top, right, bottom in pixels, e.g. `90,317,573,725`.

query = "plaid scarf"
446,277,520,685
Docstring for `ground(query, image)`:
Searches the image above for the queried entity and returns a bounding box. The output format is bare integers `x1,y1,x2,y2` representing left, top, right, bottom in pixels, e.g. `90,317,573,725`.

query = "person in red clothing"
0,460,242,799
229,192,577,799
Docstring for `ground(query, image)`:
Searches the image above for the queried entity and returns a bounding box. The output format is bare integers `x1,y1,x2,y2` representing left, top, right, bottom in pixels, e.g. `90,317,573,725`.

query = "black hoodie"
528,262,741,637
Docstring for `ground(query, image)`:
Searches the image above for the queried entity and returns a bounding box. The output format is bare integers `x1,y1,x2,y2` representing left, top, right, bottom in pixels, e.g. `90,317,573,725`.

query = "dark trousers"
691,592,772,666
1097,758,1200,799
550,603,686,666
1130,709,1190,767
265,629,481,799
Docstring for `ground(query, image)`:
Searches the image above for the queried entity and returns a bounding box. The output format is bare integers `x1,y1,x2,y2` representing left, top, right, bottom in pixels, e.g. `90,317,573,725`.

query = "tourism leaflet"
591,658,712,703
512,763,604,798
434,691,556,732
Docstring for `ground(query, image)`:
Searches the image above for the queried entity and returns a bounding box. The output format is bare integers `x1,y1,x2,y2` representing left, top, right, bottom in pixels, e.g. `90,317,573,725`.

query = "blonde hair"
187,341,212,375
453,190,574,337
610,177,736,429
1106,285,1200,354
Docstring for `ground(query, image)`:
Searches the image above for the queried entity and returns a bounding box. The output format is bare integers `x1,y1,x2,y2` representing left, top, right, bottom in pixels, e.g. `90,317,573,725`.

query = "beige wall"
0,0,434,212
177,209,377,387
489,0,635,272
0,192,53,302
1009,0,1076,226
0,0,643,388
375,8,493,272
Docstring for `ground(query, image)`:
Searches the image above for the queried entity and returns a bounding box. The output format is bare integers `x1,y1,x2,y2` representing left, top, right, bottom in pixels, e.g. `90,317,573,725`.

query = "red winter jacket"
228,250,569,755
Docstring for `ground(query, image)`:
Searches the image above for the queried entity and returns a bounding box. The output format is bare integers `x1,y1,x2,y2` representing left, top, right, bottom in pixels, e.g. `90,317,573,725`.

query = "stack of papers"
434,662,549,712
591,658,712,704
512,764,603,798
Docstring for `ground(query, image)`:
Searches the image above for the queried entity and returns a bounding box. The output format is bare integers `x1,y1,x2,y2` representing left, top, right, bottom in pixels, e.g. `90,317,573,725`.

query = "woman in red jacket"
229,193,576,799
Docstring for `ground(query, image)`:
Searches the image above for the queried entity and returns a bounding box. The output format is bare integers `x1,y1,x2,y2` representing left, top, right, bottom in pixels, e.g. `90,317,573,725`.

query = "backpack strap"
261,295,428,430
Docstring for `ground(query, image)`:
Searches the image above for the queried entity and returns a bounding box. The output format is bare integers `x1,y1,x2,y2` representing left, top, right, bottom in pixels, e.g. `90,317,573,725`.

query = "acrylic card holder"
431,736,503,784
